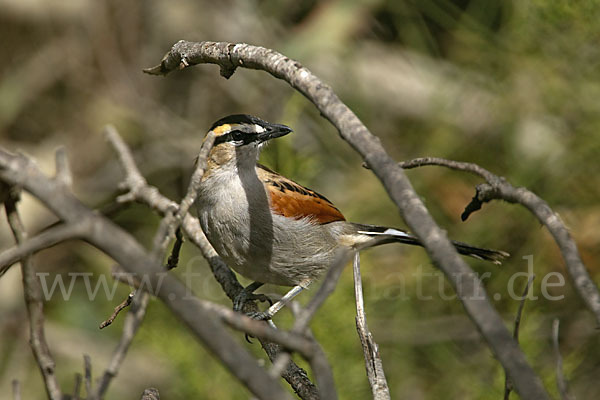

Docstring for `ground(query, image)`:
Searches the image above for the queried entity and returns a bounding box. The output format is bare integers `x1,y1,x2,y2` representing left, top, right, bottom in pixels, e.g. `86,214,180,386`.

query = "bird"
195,114,509,319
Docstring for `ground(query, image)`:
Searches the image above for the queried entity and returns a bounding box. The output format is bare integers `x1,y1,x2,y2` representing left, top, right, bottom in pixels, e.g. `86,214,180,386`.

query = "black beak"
258,123,293,143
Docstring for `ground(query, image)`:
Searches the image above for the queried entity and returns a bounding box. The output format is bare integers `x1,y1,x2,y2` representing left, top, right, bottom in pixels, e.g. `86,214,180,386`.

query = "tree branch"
503,275,535,400
400,156,600,326
0,148,294,400
105,127,323,399
0,222,87,277
144,40,550,399
552,319,573,400
353,252,390,400
95,292,150,398
4,192,62,400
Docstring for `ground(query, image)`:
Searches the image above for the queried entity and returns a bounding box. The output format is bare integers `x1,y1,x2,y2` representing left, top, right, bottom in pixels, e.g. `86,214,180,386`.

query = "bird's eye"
231,130,244,142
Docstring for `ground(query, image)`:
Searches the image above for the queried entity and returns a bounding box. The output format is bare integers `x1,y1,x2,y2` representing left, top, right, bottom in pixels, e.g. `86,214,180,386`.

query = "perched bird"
196,114,508,319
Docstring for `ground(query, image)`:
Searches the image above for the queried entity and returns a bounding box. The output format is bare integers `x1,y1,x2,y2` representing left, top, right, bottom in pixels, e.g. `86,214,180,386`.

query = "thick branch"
0,149,293,400
145,40,550,399
400,157,600,326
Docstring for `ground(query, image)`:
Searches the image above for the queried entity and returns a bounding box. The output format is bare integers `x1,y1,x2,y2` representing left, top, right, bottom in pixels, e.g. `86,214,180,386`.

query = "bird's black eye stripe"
213,129,255,145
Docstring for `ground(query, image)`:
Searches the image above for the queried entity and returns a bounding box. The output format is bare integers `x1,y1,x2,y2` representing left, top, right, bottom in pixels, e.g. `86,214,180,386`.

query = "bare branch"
353,252,390,400
552,319,574,400
4,193,62,400
0,222,87,277
99,291,135,329
0,148,294,400
292,250,351,332
95,292,150,398
105,127,320,399
144,40,550,399
399,157,499,183
400,156,600,326
503,275,535,400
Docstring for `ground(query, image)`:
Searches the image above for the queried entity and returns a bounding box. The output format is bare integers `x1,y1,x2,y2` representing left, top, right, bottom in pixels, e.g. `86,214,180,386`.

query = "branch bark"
400,156,600,326
353,252,390,400
144,40,550,399
0,148,294,400
4,192,62,400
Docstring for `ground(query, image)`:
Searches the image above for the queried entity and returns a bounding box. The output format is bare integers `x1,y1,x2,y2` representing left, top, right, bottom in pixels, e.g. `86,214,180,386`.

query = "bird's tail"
353,223,509,265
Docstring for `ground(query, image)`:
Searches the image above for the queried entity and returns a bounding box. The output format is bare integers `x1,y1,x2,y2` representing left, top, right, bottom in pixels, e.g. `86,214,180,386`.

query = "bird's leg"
233,281,272,312
248,285,305,321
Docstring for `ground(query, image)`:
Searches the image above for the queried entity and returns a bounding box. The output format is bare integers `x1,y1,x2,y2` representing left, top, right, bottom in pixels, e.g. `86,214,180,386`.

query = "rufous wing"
257,164,345,224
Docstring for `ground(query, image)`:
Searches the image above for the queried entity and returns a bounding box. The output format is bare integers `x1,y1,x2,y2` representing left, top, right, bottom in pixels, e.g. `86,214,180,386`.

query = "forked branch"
400,156,600,326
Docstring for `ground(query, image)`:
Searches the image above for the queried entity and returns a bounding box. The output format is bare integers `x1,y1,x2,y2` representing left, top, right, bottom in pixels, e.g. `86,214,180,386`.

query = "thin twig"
292,250,351,332
552,319,573,400
152,130,215,257
353,252,390,400
399,157,499,183
400,156,600,326
503,275,535,400
99,291,135,329
4,193,62,400
95,292,150,398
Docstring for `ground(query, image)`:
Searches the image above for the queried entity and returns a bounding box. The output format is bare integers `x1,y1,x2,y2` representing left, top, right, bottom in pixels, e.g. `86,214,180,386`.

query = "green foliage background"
0,0,598,399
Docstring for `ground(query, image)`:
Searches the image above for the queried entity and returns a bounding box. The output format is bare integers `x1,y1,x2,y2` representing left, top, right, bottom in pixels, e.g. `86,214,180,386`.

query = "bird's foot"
233,282,273,313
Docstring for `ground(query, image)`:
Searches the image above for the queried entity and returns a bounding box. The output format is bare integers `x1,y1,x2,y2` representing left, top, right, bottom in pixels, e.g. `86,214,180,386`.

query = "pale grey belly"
197,203,340,286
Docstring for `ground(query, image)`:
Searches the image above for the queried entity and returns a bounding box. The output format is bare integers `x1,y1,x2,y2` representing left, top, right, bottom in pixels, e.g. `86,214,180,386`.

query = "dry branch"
400,157,600,326
95,292,150,398
503,275,535,400
0,222,87,276
353,252,390,400
0,148,294,400
144,40,550,400
105,127,324,399
4,192,62,400
552,319,573,400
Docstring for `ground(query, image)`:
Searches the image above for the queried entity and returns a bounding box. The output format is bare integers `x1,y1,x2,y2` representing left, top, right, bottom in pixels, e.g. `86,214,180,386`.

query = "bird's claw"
233,283,271,312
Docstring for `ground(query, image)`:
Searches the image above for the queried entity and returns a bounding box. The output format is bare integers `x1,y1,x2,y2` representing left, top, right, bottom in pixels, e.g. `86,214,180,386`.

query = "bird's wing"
257,164,346,224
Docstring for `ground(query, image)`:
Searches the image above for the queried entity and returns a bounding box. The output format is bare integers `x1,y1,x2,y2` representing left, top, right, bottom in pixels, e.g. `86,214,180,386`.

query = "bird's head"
210,115,292,150
203,114,292,169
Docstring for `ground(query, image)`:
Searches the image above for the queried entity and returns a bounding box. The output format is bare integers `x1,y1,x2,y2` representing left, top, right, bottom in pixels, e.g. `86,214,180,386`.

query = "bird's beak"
258,123,293,143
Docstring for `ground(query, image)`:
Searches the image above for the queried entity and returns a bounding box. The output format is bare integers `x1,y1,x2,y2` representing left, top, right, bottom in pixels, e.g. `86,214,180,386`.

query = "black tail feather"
353,223,509,264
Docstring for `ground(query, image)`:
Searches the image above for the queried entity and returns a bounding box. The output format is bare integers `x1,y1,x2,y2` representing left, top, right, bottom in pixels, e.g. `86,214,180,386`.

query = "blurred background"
0,0,599,398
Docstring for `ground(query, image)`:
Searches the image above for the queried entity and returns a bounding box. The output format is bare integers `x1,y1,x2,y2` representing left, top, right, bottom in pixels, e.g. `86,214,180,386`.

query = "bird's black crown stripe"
209,114,265,132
